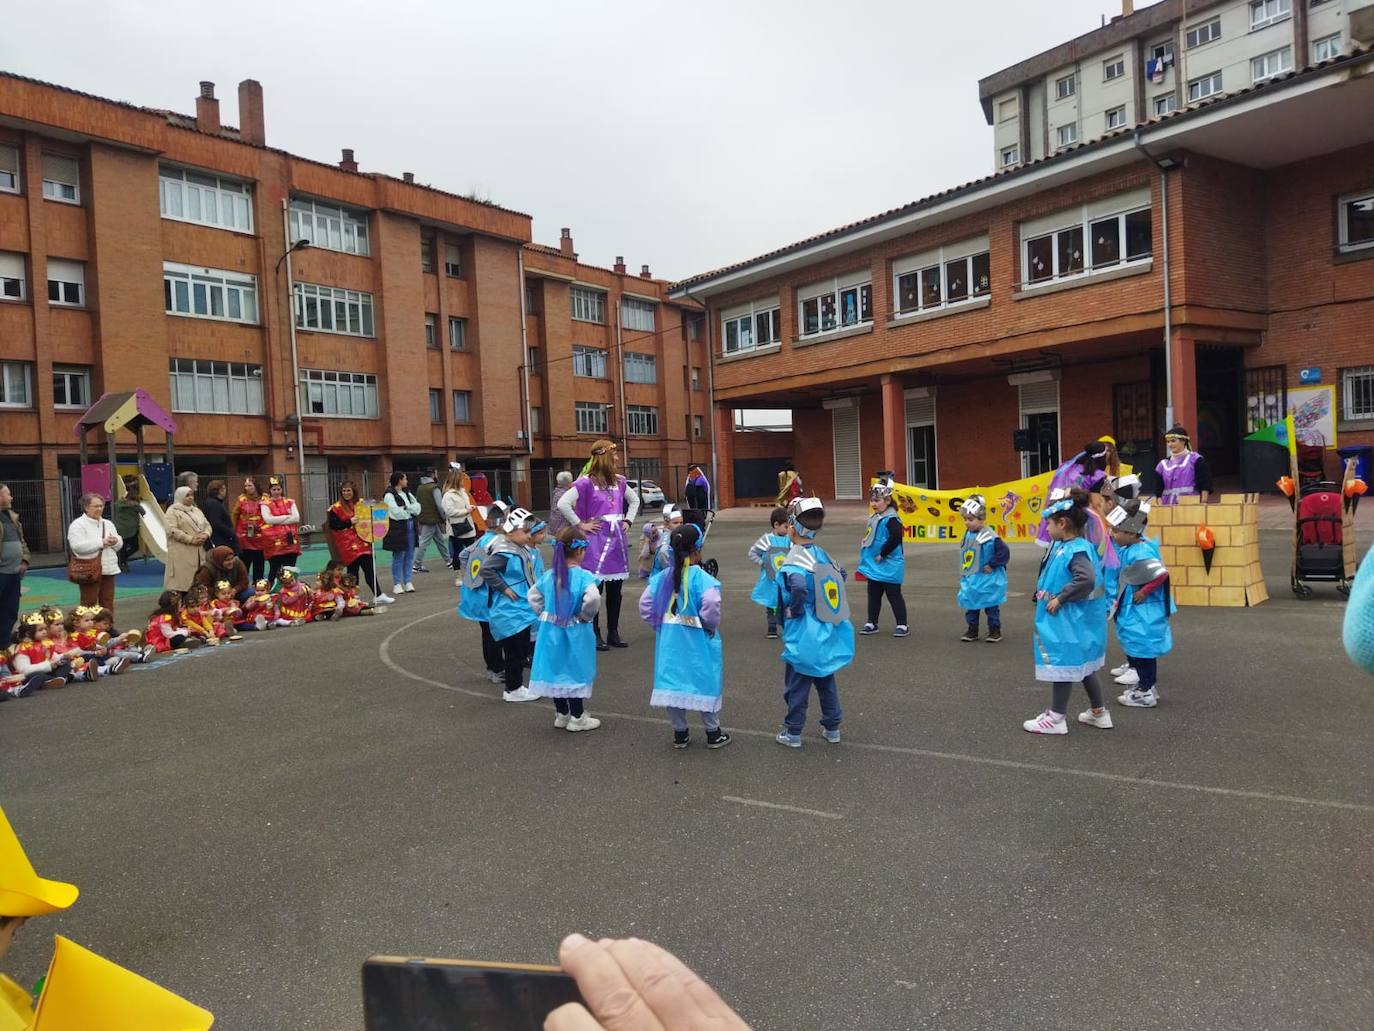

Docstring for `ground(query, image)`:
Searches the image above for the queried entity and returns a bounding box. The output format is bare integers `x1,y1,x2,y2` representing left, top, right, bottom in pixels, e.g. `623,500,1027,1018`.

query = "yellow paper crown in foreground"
32,936,213,1030
0,808,78,918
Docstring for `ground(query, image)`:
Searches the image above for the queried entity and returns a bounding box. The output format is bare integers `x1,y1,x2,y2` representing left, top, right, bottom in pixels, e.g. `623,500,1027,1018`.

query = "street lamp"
275,213,312,485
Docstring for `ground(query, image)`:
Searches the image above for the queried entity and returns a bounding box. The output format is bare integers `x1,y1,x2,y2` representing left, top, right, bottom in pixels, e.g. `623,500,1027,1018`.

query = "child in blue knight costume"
457,500,509,685
639,523,731,750
956,494,1009,642
1105,498,1174,708
775,497,855,748
478,506,540,703
528,526,603,732
747,506,792,639
1024,488,1114,736
858,478,908,638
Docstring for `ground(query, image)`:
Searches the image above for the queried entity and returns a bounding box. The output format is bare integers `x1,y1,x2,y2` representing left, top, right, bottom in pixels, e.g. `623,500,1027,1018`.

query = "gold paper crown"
73,605,96,618
215,580,230,591
254,579,270,591
268,475,282,487
23,613,46,627
279,568,296,582
43,608,64,623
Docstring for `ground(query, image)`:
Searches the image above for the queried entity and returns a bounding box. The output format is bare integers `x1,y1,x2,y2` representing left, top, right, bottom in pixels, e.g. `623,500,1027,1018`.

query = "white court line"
722,796,843,820
379,608,1374,816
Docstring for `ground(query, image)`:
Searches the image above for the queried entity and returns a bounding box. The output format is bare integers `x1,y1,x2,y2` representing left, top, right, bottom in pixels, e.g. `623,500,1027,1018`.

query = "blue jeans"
390,521,416,587
965,605,1001,630
782,663,842,734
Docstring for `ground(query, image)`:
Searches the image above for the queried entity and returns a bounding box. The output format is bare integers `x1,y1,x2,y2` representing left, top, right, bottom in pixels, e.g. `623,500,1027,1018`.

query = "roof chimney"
402,171,414,183
339,148,358,173
196,81,221,134
640,264,652,279
613,256,627,274
559,227,576,259
1122,0,1134,15
237,79,265,145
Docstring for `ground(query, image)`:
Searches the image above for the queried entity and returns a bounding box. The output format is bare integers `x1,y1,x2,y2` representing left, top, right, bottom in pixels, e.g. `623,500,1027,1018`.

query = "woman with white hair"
546,470,575,536
163,486,210,592
66,493,122,615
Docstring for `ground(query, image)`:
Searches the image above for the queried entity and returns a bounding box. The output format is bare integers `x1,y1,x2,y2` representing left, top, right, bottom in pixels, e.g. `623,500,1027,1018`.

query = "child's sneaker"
1023,709,1068,735
821,727,842,744
1118,687,1158,708
1114,667,1140,686
82,663,100,683
766,627,778,639
254,614,269,632
893,625,909,638
960,628,979,642
775,731,802,748
503,686,537,702
42,677,66,691
859,623,879,635
985,629,1003,643
565,714,601,732
140,644,158,662
553,713,570,729
1077,708,1114,729
1110,662,1132,677
705,728,732,749
673,730,691,749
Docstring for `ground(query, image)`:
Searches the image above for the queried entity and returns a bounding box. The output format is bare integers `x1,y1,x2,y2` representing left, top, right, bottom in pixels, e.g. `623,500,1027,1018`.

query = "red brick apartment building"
674,43,1374,507
0,72,708,544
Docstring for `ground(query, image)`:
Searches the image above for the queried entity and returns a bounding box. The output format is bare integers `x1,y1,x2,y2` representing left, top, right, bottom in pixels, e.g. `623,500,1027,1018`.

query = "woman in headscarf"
163,485,210,592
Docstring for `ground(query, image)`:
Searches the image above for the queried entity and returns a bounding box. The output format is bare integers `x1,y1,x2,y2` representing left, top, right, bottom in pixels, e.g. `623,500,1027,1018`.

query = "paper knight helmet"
959,494,988,520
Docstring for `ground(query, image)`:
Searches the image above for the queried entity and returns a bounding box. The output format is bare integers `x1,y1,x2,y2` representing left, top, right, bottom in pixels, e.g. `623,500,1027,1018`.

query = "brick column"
880,375,907,481
712,405,735,509
1167,330,1198,436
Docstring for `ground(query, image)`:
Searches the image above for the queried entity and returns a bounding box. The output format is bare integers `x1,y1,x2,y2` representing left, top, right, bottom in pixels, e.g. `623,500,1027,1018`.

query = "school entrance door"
1021,412,1060,476
908,425,937,488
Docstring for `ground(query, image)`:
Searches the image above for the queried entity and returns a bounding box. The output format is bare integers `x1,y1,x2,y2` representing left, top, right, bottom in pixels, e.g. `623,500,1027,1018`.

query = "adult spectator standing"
383,472,420,595
326,481,393,604
0,484,31,650
231,476,267,583
547,470,574,535
111,477,143,571
412,469,446,574
440,468,476,583
259,476,302,586
192,546,251,601
163,486,210,593
558,439,640,650
684,465,711,511
176,470,199,496
67,492,122,616
776,460,804,506
201,479,239,553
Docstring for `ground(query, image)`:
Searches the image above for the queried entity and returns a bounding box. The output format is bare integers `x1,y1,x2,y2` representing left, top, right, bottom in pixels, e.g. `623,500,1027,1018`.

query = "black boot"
607,631,628,649
594,617,609,652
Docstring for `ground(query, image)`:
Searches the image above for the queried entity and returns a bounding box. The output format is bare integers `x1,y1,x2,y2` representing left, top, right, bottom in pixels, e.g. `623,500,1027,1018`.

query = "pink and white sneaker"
1022,709,1068,735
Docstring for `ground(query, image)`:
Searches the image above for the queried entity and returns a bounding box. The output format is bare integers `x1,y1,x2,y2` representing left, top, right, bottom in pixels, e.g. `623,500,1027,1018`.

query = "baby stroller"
1290,456,1359,598
679,508,719,577
1296,443,1326,494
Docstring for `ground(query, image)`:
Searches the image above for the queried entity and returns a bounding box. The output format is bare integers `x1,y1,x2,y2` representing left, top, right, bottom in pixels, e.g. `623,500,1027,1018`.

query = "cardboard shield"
767,545,789,575
461,544,485,589
960,546,977,572
812,562,850,623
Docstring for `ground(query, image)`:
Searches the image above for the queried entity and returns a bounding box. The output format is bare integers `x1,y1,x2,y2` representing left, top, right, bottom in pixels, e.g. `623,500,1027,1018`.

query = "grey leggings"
1051,672,1104,715
668,707,721,732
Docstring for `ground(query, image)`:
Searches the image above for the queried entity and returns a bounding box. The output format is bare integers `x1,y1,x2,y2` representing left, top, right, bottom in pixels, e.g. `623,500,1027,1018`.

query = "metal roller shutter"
832,402,862,499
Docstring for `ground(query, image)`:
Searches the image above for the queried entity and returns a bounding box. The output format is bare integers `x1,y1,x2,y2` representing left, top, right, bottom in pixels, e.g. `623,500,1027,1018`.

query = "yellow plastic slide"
113,467,168,564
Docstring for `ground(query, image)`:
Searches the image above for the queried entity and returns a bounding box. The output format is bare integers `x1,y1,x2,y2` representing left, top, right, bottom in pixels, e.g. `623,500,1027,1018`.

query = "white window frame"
623,352,657,384
1001,145,1020,168
690,366,702,390
1341,366,1374,421
893,238,991,318
428,389,442,423
721,300,781,355
1103,55,1125,81
425,314,437,348
448,316,467,351
1056,123,1079,149
530,406,542,434
158,165,253,234
1055,74,1076,99
0,145,19,195
444,242,462,278
0,361,32,408
1188,71,1224,102
163,262,259,324
572,345,607,378
575,401,610,435
1154,93,1178,116
797,276,872,339
1249,0,1290,31
1021,194,1153,288
997,98,1018,122
1185,18,1221,49
52,365,91,410
293,282,375,337
692,414,703,439
621,297,656,332
626,404,659,436
41,154,79,204
1312,33,1342,63
47,259,84,307
1251,46,1292,83
289,197,370,256
570,286,606,324
1105,106,1127,130
1338,189,1374,254
168,358,265,416
452,389,472,423
0,251,24,301
299,368,379,419
1150,40,1175,64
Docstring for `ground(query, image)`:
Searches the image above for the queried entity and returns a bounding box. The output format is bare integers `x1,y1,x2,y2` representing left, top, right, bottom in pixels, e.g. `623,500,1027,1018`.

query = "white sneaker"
566,714,601,732
403,583,416,593
1023,709,1068,735
503,686,537,702
1118,687,1158,708
1114,667,1140,686
1110,662,1132,677
375,593,395,605
554,713,570,729
1077,708,1114,729
254,614,269,631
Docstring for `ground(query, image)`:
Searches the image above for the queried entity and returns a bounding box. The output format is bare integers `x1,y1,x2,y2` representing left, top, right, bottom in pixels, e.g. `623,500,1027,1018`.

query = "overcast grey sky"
2,0,1146,280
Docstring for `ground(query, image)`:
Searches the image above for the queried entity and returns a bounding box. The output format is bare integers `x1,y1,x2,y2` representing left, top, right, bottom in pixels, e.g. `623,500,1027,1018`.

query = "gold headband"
591,443,618,456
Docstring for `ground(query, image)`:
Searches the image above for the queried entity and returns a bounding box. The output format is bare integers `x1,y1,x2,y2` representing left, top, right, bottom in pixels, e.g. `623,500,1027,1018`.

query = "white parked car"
627,479,665,510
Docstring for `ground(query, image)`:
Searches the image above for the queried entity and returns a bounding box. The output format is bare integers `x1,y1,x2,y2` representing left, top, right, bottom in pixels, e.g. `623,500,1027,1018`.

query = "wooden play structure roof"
73,390,179,437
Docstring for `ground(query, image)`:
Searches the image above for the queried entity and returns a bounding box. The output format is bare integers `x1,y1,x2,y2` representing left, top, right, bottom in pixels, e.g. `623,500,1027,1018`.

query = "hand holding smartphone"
363,956,582,1031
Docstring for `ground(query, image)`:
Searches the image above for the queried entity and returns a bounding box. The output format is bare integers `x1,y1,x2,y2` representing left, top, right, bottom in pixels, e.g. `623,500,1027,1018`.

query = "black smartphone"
362,955,584,1031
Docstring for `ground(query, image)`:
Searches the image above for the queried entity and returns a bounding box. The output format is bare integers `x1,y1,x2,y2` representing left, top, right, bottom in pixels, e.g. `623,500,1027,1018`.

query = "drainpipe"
280,199,307,483
1134,130,1176,429
685,286,718,505
614,300,629,465
517,249,532,459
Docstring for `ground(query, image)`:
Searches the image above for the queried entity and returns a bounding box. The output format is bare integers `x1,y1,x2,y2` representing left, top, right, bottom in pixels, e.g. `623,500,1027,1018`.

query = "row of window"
570,347,659,383
424,314,467,350
569,286,660,329
427,389,472,423
571,402,663,436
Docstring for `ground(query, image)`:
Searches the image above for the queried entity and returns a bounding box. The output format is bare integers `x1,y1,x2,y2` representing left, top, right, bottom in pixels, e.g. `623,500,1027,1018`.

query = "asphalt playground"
2,509,1370,1030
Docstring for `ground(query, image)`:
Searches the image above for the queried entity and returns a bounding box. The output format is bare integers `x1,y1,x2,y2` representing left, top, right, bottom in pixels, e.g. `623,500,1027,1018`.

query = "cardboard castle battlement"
1148,494,1268,607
